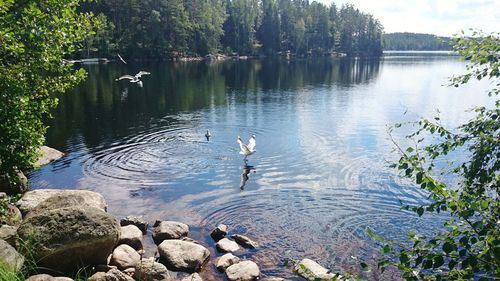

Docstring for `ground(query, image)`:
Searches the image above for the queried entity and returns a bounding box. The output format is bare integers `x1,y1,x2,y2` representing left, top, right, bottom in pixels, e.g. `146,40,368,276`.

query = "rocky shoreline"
0,147,344,281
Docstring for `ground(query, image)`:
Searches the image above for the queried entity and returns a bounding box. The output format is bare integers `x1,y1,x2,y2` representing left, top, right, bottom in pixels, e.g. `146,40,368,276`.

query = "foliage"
369,31,499,280
383,32,452,51
0,194,22,225
0,1,96,191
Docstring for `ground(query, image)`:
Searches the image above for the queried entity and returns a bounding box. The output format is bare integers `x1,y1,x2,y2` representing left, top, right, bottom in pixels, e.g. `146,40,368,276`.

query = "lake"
30,53,491,279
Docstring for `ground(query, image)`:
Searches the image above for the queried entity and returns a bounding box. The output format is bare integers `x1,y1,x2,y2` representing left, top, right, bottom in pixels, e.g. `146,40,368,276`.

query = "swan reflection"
239,164,256,191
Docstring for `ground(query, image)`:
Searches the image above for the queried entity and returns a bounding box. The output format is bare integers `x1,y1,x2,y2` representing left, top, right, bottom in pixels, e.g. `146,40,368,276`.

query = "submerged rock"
119,224,143,250
216,253,241,272
216,238,240,253
231,234,258,249
210,224,228,241
157,239,210,272
109,244,141,270
226,260,260,281
35,146,64,167
134,257,172,281
120,216,148,233
0,239,24,270
294,258,337,281
17,206,119,274
152,220,189,244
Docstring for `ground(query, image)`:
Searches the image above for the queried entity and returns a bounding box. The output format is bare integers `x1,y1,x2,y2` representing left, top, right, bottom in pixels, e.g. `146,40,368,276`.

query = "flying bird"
115,71,151,87
237,135,256,161
205,130,211,141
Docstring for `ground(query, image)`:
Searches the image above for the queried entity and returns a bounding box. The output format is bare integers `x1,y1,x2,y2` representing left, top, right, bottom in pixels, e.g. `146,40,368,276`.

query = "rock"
35,146,64,167
0,225,18,246
0,204,22,225
226,260,260,281
152,221,189,244
0,192,6,198
25,193,107,219
17,206,120,274
119,225,143,250
216,238,240,253
260,278,286,281
16,189,107,216
210,224,228,241
88,268,135,281
120,216,148,233
180,237,201,244
134,257,172,281
0,169,28,195
123,267,135,277
231,234,258,249
94,264,118,272
109,244,141,270
26,274,74,281
157,239,210,272
294,259,336,281
181,273,202,281
0,239,24,270
216,253,241,272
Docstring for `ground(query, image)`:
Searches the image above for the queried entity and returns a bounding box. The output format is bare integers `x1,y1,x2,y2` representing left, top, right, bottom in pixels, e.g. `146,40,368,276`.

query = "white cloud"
320,0,500,36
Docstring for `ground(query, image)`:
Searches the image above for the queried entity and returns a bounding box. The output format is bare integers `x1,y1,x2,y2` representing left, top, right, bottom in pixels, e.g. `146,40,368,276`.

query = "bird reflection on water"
239,163,256,191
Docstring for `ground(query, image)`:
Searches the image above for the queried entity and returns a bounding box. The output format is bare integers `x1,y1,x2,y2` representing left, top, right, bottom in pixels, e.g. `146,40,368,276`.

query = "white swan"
237,135,256,159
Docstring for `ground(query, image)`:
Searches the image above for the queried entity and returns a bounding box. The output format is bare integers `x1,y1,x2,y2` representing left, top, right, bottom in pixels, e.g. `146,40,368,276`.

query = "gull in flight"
115,71,151,87
237,135,256,161
205,130,211,141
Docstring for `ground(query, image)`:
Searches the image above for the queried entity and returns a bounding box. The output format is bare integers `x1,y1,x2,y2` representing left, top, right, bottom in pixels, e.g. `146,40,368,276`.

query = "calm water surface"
30,54,490,279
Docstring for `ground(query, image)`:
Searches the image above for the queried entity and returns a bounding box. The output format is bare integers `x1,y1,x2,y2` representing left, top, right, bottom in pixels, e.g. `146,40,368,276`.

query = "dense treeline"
383,32,452,51
79,0,383,59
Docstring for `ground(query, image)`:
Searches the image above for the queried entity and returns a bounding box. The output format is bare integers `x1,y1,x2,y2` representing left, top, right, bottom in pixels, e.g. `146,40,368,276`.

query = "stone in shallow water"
110,244,141,270
35,146,64,167
216,238,240,253
226,260,260,281
294,258,338,281
119,224,143,250
120,216,148,233
210,224,228,241
152,220,189,244
157,239,210,272
231,234,258,249
88,268,135,281
180,272,203,281
134,257,173,281
216,253,241,272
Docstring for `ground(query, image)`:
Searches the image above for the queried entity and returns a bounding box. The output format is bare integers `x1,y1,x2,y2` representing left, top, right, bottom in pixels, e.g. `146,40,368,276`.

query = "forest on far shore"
79,0,384,60
383,32,452,51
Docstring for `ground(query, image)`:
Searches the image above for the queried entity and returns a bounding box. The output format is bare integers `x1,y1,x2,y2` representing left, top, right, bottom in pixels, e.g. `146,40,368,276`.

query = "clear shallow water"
30,54,491,279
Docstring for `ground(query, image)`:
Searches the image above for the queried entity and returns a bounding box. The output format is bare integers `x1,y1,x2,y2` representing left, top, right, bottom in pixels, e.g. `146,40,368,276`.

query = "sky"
325,0,499,36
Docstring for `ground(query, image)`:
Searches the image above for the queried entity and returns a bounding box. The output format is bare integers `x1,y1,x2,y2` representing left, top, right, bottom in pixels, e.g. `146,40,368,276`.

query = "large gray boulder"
152,221,189,244
157,240,210,272
119,225,143,250
225,260,260,281
16,189,107,216
109,244,141,270
134,257,172,281
216,253,240,272
88,268,135,281
0,239,24,270
35,146,64,167
17,206,120,274
294,259,337,281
